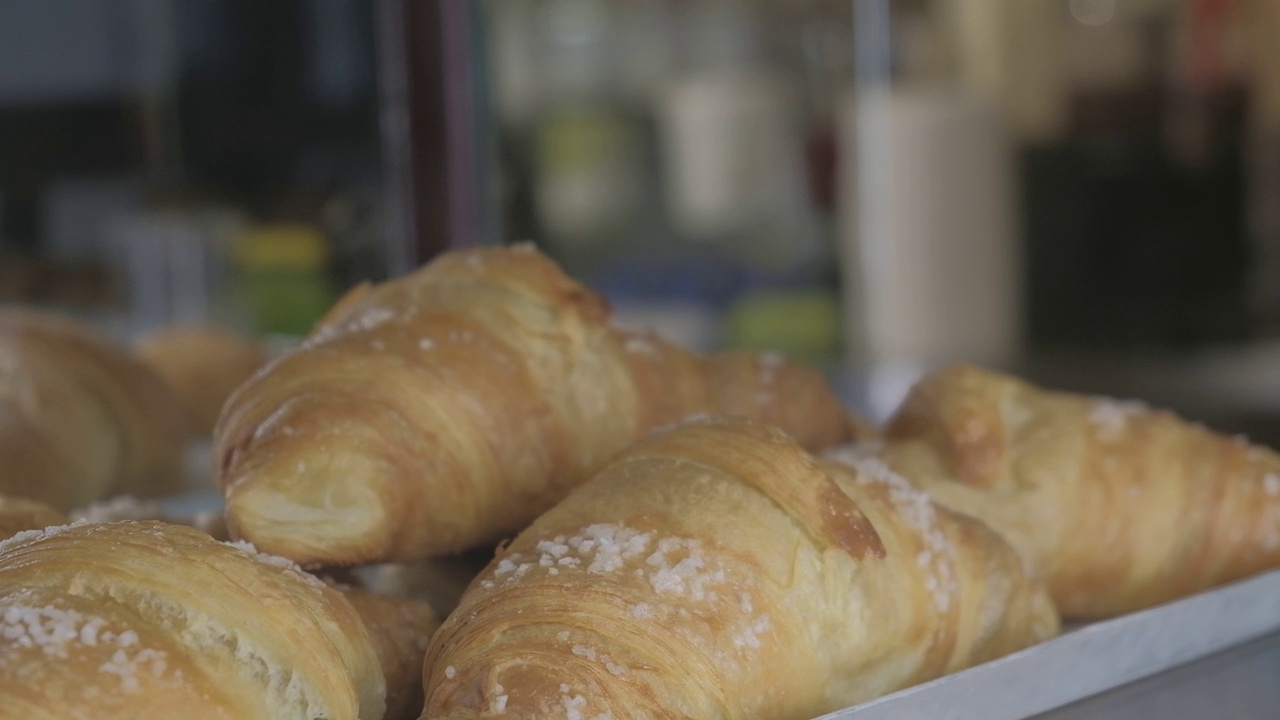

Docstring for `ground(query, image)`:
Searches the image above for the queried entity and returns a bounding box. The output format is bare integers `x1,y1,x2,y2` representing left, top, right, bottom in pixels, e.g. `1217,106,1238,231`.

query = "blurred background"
3,0,1280,435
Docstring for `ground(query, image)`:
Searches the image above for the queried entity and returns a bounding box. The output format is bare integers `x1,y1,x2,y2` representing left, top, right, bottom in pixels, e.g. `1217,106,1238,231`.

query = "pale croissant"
421,418,1057,719
215,246,852,565
0,495,65,541
0,310,188,510
873,364,1280,617
136,323,267,436
0,521,384,720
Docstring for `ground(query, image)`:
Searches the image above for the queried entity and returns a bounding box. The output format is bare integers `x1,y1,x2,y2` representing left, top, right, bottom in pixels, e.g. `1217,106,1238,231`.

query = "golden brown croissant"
0,521,385,720
0,495,66,540
420,418,1057,719
136,323,266,436
873,364,1280,618
214,246,852,565
0,310,188,510
336,585,440,720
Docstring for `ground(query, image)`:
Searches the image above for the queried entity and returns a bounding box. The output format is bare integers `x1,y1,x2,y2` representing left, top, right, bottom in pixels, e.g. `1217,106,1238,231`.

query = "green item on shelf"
725,289,842,363
232,225,333,337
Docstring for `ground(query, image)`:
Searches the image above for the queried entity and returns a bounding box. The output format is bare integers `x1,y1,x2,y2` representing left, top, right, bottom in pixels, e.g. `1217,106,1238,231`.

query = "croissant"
0,310,188,510
336,585,440,720
420,418,1057,719
0,521,385,720
0,495,66,541
214,246,852,565
873,364,1280,618
136,323,267,436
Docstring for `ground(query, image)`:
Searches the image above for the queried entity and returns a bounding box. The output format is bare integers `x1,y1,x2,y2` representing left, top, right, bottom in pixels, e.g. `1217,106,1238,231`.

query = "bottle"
838,0,1021,418
231,224,333,338
528,0,647,264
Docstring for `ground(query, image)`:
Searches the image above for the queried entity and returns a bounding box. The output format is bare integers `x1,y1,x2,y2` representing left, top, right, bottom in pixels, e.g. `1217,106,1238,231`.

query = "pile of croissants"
2,244,1279,720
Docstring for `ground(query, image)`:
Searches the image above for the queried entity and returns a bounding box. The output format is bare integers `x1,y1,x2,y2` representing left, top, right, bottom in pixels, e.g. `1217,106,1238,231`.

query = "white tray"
819,568,1280,719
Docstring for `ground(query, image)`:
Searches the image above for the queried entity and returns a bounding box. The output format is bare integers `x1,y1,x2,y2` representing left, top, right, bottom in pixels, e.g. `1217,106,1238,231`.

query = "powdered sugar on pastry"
628,603,653,620
826,450,958,612
98,647,169,692
754,352,786,404
569,643,628,677
497,524,732,602
1,603,112,659
305,306,397,347
825,441,886,466
0,519,90,555
1088,397,1148,439
622,335,660,358
644,537,726,601
0,598,169,692
558,684,613,720
225,540,327,591
497,524,653,580
485,523,773,662
731,615,771,650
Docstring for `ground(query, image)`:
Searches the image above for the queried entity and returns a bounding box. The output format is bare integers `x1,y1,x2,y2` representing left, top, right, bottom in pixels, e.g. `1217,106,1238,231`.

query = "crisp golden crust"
215,246,853,565
0,521,385,720
880,364,1280,618
0,310,188,510
420,418,1056,719
0,495,66,540
136,323,266,436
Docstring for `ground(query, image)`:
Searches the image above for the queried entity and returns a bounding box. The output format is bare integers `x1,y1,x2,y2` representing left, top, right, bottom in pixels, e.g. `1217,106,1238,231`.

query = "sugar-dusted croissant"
874,364,1280,618
0,521,385,720
0,310,188,510
136,323,267,436
336,585,440,720
420,418,1057,719
215,246,852,565
0,495,66,541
